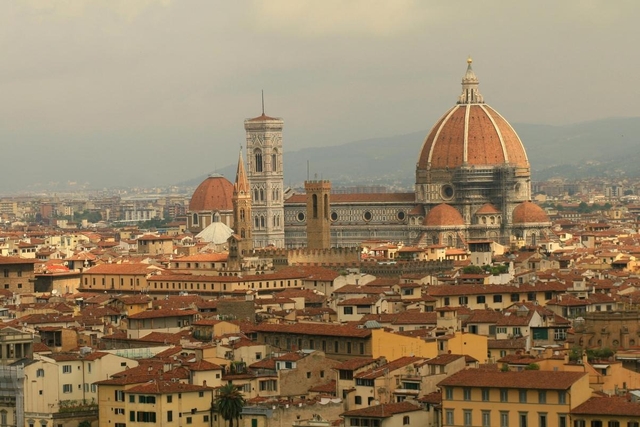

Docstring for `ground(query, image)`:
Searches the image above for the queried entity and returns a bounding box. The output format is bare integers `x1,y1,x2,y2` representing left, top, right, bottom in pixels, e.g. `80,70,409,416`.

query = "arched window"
531,233,537,245
447,235,453,247
241,229,245,238
272,152,277,172
260,215,265,228
254,149,263,172
240,209,245,220
324,194,329,219
213,212,220,223
260,188,264,201
312,194,318,218
403,416,410,426
192,213,198,225
254,216,260,228
253,188,259,201
273,215,276,227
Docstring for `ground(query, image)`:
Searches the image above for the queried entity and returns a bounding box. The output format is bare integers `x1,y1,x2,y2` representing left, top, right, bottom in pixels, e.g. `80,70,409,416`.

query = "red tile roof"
341,402,422,418
438,369,586,390
571,396,640,416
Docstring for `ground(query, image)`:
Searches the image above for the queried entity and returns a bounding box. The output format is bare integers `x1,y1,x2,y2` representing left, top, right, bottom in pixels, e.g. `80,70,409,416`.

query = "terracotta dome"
424,204,465,227
189,175,234,212
417,59,529,171
475,203,501,215
512,201,549,224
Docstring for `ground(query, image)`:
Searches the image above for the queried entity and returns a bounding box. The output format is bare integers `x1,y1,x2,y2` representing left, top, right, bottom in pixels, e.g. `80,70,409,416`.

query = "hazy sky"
0,1,638,192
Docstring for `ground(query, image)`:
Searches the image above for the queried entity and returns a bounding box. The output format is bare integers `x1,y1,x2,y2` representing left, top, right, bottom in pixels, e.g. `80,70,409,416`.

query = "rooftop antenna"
261,90,265,115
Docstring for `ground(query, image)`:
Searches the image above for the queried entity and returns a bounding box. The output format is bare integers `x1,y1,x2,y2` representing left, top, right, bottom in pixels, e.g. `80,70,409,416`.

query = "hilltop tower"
305,180,331,249
245,109,285,248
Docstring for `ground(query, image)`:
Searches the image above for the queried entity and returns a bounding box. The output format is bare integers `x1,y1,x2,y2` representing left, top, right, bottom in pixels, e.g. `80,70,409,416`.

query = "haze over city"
0,0,638,192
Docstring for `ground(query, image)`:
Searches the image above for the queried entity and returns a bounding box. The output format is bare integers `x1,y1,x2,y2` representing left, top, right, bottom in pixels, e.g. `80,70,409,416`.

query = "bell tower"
245,103,285,248
305,180,332,250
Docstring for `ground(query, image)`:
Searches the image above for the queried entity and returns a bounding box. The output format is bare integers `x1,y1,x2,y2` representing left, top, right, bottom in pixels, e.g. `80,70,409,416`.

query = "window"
139,395,156,404
527,292,536,301
538,391,546,404
497,327,507,335
511,293,520,302
36,369,44,377
463,388,471,401
501,412,509,427
403,416,410,426
115,424,126,427
115,408,125,415
129,395,135,403
254,149,263,172
186,418,193,425
591,422,603,427
115,390,125,402
482,388,490,401
168,411,173,422
62,365,72,374
63,384,72,393
199,391,204,397
559,415,567,427
494,295,503,303
167,395,173,403
539,413,547,427
446,410,454,426
558,391,566,404
574,422,586,427
445,387,453,400
482,411,491,427
136,412,157,423
500,389,508,402
627,423,638,427
343,306,353,315
355,396,362,405
464,410,472,427
477,296,486,304
459,296,468,305
204,415,210,422
519,413,528,427
519,390,527,403
444,297,450,306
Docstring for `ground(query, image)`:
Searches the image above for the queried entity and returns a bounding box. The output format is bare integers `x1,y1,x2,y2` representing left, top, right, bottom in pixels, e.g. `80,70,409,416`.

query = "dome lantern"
458,57,484,105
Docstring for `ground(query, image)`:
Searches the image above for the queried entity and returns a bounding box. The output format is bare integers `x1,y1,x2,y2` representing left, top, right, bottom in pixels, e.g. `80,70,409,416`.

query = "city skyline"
0,1,638,192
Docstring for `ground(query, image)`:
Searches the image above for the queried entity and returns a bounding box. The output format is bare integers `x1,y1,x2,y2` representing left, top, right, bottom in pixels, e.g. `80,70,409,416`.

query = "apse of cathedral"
188,59,551,250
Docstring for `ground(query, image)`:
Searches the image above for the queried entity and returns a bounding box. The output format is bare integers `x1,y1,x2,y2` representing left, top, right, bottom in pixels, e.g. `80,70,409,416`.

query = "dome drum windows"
331,212,338,222
363,211,373,222
397,211,406,221
297,212,306,222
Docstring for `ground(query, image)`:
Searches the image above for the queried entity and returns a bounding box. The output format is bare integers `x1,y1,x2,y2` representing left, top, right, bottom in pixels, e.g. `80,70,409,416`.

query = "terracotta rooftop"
341,402,422,418
438,369,586,390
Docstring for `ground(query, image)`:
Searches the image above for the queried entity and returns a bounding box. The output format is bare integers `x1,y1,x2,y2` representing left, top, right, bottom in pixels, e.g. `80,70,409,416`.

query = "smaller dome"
512,201,549,224
424,204,465,227
189,175,234,212
475,203,501,215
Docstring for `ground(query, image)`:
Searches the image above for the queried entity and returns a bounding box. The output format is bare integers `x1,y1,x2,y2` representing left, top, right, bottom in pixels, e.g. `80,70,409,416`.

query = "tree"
214,383,245,427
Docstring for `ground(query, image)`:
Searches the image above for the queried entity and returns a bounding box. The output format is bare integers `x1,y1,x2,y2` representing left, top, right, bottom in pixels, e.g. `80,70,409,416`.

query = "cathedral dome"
189,175,234,212
417,59,529,171
424,203,464,227
512,201,549,224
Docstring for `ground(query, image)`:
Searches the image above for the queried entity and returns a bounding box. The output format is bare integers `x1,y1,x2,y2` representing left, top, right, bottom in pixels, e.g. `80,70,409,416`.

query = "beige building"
438,369,591,427
23,351,138,427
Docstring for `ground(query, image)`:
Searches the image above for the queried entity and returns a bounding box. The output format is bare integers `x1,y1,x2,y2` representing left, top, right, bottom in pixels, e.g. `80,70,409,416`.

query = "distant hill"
181,117,640,189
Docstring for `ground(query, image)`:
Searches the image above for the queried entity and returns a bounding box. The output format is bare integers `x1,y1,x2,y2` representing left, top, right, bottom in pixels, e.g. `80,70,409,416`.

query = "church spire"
458,57,484,104
234,148,250,195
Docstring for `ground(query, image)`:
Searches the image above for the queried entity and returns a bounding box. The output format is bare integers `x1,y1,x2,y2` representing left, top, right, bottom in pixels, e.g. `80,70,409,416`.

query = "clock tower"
244,111,285,248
